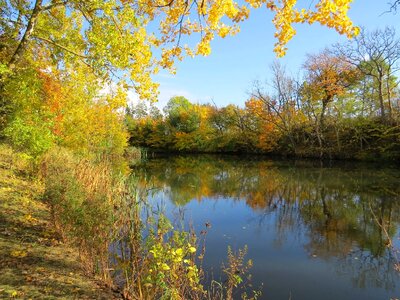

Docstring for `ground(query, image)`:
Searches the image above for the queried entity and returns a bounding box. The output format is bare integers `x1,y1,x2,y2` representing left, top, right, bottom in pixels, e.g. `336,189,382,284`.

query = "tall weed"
39,147,259,299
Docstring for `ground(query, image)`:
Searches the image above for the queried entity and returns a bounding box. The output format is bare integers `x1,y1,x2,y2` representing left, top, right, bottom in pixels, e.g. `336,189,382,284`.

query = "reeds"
39,146,260,299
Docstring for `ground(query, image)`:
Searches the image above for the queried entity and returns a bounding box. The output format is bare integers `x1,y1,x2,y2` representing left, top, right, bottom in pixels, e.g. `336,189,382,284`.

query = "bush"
38,147,206,295
4,116,55,159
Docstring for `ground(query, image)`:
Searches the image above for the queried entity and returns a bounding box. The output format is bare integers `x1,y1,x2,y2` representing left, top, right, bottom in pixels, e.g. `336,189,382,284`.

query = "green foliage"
4,116,55,158
128,99,262,154
222,246,257,300
1,66,56,158
208,245,260,300
1,53,128,164
0,63,10,77
165,96,201,134
139,215,204,299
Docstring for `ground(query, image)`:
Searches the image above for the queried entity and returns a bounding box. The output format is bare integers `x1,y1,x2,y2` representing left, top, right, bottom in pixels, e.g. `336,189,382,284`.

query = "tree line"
127,27,400,160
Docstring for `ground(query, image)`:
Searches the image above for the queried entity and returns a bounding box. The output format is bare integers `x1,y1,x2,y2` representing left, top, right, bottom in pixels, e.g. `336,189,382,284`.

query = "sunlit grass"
0,144,119,299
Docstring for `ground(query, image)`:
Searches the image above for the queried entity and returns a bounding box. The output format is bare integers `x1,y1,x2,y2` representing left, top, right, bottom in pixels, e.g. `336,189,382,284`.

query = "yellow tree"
250,61,305,153
55,65,129,160
0,0,360,157
1,0,359,100
245,97,281,152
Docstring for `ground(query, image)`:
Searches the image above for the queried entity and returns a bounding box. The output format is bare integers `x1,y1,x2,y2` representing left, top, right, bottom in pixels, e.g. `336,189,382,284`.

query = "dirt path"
0,145,121,299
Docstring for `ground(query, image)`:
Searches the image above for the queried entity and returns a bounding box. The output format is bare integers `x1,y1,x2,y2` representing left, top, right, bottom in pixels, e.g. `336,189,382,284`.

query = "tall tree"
164,96,200,133
250,61,302,152
334,27,400,121
301,50,359,155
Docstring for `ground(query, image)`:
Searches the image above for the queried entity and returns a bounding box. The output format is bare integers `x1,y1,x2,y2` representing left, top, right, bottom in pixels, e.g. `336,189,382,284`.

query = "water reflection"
133,156,400,299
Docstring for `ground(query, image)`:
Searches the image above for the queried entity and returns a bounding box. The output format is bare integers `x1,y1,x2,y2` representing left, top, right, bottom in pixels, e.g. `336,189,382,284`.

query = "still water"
133,155,400,300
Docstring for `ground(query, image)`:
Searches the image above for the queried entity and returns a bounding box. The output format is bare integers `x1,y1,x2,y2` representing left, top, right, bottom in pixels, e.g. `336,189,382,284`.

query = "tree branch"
32,35,88,59
41,0,69,11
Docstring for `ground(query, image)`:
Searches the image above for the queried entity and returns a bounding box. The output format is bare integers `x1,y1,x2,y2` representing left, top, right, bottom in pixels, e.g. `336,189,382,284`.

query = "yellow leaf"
11,250,28,258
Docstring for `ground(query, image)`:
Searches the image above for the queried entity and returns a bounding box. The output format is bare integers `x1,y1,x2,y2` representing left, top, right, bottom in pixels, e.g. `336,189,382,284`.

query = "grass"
0,144,121,299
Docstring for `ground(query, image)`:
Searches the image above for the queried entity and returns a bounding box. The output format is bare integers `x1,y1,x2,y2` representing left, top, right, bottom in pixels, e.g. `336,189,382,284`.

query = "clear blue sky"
146,0,400,109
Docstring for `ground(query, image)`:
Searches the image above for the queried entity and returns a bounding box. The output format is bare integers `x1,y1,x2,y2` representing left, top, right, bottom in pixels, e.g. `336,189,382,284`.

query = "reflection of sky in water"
139,157,400,300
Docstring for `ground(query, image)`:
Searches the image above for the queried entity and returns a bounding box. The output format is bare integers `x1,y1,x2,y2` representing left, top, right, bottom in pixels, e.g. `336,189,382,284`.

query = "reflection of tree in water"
133,156,400,289
337,248,398,290
300,189,399,289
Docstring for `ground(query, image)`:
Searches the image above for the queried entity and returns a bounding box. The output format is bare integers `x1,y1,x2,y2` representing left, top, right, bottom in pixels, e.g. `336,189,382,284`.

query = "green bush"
4,116,55,159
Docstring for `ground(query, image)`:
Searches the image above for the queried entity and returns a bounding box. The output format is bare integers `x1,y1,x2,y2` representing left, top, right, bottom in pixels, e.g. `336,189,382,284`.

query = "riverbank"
0,145,121,299
127,99,400,163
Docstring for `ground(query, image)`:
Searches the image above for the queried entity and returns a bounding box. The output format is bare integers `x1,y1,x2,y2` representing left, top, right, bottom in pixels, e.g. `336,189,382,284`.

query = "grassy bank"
0,143,258,299
0,144,121,299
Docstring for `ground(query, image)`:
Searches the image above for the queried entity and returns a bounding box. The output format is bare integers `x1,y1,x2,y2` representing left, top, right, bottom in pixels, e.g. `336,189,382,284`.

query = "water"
133,155,400,299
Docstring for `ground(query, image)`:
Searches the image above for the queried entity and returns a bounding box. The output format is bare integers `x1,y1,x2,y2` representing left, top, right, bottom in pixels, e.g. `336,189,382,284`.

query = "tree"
250,61,303,152
1,0,359,100
302,50,358,126
164,96,200,133
127,102,149,119
208,105,240,151
149,104,163,120
389,0,400,11
1,0,159,100
334,27,400,121
227,104,259,151
1,59,128,159
301,50,359,155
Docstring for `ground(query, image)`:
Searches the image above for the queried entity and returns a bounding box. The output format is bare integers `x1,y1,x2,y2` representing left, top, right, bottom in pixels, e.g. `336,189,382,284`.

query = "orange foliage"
38,71,64,137
245,98,281,151
303,50,359,104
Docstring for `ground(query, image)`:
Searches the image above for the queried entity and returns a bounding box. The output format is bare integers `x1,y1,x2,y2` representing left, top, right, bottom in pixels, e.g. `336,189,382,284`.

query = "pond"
133,155,400,300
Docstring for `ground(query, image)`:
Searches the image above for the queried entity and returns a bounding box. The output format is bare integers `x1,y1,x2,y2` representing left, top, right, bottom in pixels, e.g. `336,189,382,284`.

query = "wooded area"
127,27,400,160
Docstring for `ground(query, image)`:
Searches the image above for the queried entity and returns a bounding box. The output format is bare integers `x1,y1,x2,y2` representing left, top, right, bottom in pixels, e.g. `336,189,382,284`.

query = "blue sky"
142,0,400,109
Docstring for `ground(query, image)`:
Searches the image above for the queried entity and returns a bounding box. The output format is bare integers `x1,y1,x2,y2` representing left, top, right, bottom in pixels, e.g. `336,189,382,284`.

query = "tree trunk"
320,95,331,128
8,0,43,68
385,74,392,121
315,122,323,158
377,76,386,121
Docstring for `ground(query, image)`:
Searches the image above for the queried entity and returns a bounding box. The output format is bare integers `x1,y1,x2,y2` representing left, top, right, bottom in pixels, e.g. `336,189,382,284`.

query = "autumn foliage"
128,29,400,160
1,0,359,104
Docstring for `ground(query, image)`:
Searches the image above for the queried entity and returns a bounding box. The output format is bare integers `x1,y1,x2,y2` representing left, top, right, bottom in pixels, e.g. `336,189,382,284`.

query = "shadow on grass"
0,145,120,299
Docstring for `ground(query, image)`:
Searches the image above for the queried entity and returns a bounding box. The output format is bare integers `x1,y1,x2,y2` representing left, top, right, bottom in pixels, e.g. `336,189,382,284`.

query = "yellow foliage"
3,0,358,101
10,250,28,258
151,0,359,63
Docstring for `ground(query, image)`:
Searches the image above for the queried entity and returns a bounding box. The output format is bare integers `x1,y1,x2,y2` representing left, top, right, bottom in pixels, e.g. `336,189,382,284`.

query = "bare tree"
251,61,301,152
389,0,400,12
334,27,400,121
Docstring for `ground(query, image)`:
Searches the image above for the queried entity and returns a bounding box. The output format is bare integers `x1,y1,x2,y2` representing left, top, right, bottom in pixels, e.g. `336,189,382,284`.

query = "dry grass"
0,144,121,299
